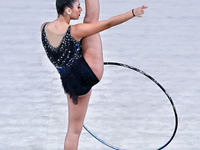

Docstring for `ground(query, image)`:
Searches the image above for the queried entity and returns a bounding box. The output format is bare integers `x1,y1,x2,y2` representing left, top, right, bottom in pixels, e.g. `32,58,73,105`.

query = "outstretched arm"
108,5,148,26
72,5,148,40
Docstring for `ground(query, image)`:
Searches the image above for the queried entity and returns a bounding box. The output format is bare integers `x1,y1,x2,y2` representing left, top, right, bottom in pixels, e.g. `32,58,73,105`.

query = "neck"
56,15,70,24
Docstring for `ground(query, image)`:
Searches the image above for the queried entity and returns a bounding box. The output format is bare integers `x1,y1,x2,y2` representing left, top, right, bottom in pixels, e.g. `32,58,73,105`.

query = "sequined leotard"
41,23,99,104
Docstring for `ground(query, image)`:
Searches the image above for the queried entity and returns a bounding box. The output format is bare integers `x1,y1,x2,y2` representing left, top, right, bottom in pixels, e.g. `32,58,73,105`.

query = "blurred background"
0,0,199,149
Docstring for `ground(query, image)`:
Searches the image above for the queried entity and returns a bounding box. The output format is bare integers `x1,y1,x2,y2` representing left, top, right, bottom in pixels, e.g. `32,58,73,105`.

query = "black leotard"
41,23,99,104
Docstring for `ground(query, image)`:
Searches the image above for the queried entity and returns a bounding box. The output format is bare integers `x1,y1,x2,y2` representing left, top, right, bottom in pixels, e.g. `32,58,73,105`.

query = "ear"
65,7,72,15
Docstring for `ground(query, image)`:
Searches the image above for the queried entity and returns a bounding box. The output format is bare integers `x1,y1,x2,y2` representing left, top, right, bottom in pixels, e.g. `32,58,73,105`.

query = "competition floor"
0,0,199,149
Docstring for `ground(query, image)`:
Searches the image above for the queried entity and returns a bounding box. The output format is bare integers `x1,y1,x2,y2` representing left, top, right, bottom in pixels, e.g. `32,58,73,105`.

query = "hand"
134,5,148,17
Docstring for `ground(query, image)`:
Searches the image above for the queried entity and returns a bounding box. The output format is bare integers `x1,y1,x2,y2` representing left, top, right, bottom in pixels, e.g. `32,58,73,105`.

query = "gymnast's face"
66,0,82,20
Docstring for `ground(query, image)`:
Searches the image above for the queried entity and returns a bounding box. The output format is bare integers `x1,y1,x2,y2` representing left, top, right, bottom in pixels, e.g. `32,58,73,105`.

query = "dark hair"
56,0,77,15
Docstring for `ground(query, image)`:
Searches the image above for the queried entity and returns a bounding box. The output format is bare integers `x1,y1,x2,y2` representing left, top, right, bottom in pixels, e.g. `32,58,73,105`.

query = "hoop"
83,62,178,150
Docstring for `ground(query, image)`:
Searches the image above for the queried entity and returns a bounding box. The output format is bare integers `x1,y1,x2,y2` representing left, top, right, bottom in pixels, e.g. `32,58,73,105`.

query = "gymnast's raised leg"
82,0,104,80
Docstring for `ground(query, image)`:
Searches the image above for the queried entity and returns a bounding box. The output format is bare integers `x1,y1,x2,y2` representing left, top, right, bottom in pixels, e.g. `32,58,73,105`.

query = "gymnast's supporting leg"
82,0,104,80
64,91,92,150
64,1,102,149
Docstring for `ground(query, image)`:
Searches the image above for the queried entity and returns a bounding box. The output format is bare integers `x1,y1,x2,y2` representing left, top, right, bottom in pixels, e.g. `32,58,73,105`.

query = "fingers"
136,5,148,17
133,5,148,18
142,5,148,9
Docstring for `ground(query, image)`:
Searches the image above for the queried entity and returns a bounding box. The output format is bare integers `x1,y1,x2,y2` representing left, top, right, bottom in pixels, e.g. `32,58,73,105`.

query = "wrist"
132,9,135,17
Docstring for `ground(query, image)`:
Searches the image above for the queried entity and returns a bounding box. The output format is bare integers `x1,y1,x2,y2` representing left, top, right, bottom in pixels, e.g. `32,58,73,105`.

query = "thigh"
82,34,104,80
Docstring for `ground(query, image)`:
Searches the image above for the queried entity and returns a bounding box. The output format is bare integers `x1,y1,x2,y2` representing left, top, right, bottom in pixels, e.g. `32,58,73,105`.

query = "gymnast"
41,0,148,149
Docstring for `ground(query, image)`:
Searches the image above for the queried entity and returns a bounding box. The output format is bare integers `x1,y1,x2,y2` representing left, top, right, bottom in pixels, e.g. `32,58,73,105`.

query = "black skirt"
59,57,99,105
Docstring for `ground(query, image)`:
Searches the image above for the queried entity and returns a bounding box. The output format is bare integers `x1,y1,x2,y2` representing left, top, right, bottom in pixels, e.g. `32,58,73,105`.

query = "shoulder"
70,23,85,41
41,22,48,32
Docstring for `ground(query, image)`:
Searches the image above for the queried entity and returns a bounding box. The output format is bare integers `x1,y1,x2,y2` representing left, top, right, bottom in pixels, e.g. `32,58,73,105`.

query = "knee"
68,126,82,137
68,130,81,138
64,130,81,150
84,15,99,23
